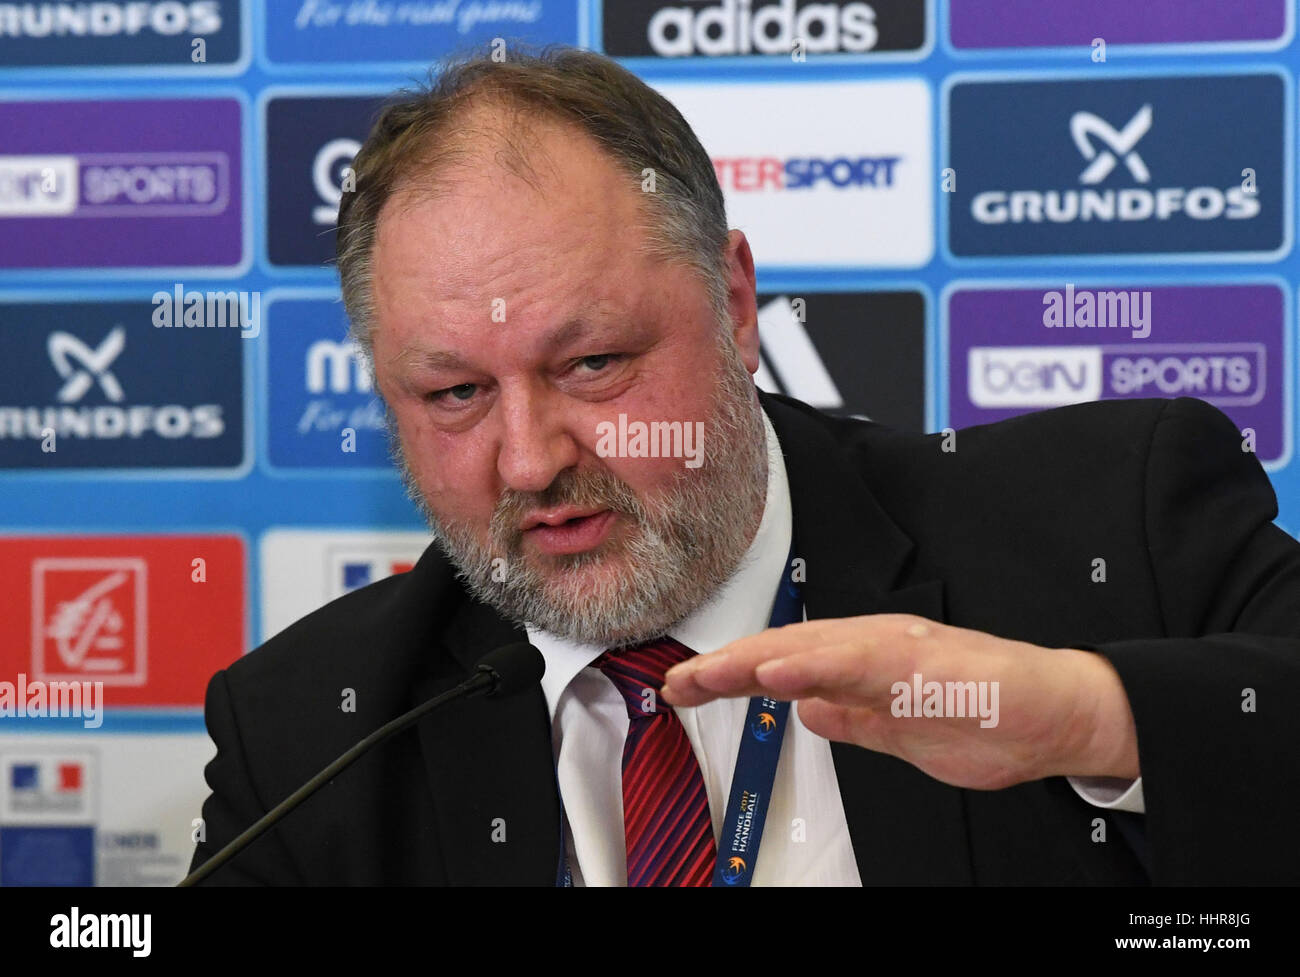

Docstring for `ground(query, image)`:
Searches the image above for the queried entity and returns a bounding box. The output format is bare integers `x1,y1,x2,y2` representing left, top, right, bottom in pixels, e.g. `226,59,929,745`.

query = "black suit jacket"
190,392,1300,884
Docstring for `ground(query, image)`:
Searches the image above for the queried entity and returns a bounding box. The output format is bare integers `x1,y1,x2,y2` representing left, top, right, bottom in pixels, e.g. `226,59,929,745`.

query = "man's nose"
495,384,581,493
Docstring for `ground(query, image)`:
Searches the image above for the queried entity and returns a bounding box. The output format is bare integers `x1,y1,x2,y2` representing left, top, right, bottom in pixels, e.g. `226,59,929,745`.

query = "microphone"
479,641,545,696
178,642,545,887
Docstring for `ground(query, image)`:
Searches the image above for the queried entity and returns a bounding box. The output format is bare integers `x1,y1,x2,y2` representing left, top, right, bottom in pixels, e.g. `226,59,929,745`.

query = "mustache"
488,465,645,547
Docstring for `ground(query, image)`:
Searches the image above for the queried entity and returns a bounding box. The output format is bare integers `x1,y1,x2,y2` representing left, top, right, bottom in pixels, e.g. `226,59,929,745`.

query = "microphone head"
476,642,545,697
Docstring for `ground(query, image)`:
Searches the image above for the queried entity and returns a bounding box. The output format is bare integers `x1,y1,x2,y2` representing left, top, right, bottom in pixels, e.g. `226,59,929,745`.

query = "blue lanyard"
712,544,802,886
556,543,803,887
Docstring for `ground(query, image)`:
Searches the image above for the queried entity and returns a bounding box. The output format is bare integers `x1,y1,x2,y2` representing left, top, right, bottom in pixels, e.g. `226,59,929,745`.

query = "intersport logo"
604,0,926,58
653,79,932,266
948,75,1285,257
714,153,900,192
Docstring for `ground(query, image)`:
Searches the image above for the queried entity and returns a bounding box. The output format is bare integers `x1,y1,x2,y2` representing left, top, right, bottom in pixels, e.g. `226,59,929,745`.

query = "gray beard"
387,342,768,647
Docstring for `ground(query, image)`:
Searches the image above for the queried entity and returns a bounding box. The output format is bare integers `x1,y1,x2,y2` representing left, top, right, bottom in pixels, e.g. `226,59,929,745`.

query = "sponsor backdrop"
0,0,1296,884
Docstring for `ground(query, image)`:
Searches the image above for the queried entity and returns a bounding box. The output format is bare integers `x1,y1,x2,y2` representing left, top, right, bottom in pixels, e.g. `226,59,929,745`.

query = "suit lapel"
411,591,561,885
762,393,972,883
759,392,944,622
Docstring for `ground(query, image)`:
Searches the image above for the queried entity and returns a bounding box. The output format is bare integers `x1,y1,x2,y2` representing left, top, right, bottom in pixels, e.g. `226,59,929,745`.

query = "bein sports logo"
0,152,228,218
971,105,1259,226
968,345,1265,409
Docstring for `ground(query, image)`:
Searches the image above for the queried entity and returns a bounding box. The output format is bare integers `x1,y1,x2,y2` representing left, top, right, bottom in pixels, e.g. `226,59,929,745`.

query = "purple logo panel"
947,285,1286,463
949,1,1287,49
0,99,242,269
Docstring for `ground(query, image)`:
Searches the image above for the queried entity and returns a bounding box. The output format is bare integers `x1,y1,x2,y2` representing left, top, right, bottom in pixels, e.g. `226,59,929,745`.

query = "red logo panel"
0,535,245,708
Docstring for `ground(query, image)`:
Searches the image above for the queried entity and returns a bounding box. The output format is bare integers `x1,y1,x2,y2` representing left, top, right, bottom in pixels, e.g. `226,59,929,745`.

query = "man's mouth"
519,507,616,556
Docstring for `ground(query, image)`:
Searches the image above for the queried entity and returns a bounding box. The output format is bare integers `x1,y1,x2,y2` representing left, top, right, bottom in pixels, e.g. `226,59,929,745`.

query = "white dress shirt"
527,407,1143,885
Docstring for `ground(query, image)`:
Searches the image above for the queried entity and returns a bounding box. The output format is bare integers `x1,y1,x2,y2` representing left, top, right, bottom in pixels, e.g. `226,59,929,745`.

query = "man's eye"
430,383,476,402
578,354,617,372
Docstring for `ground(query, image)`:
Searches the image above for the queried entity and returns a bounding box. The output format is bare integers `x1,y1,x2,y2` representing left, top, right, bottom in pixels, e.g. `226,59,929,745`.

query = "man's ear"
722,229,760,375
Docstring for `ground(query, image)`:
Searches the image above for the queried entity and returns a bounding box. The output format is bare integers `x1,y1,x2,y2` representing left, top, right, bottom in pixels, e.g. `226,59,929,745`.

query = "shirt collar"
527,406,793,720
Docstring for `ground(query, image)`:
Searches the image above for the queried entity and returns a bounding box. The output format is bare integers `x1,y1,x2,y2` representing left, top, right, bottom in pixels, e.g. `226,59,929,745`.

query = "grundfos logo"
0,1,223,38
0,327,224,442
971,105,1260,226
0,302,244,468
645,0,881,56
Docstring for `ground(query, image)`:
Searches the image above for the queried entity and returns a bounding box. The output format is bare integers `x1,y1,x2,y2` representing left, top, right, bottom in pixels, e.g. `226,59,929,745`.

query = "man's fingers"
660,622,825,704
663,641,893,707
660,615,947,707
752,642,885,698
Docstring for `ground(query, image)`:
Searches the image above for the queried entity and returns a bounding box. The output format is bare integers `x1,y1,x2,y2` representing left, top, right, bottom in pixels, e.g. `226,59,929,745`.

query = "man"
190,47,1300,885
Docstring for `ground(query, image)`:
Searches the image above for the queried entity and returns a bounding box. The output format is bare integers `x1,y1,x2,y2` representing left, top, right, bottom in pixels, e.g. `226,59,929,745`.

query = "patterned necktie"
593,637,717,886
